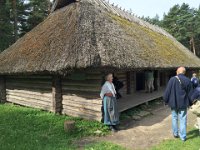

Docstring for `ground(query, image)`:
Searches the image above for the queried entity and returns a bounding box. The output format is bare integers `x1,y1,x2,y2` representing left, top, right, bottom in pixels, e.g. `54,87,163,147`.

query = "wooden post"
155,71,160,91
0,76,6,103
64,120,76,133
126,72,131,94
164,72,169,85
129,72,133,94
157,71,160,89
132,71,136,93
52,75,62,114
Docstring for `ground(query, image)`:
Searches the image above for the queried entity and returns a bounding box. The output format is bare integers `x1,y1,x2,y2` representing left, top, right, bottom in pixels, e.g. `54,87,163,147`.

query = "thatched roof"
1,0,200,74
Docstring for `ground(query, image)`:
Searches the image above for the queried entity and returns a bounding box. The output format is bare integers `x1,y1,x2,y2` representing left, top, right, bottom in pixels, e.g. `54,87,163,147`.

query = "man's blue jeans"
171,109,187,140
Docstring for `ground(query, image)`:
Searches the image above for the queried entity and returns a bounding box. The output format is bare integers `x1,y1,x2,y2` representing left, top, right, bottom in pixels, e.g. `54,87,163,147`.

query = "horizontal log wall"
62,71,103,121
6,75,53,111
3,70,130,121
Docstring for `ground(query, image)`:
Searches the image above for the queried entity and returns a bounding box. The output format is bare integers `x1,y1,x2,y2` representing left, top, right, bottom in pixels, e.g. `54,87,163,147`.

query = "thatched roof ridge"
87,0,173,38
0,0,200,74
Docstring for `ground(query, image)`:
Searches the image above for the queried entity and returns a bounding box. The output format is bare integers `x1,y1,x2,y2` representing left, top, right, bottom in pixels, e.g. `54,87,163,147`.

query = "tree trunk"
190,37,196,55
12,0,18,41
48,0,52,14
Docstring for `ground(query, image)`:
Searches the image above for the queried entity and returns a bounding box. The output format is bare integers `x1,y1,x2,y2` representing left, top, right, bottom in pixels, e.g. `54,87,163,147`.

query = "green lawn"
152,128,200,150
0,103,109,150
1,103,199,150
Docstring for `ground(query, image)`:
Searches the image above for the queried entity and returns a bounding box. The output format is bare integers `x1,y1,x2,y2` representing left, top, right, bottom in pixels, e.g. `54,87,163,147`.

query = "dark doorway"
136,72,145,91
160,72,165,87
169,70,176,78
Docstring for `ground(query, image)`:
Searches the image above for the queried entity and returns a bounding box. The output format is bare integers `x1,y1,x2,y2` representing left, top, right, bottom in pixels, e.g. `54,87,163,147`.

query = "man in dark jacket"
163,67,193,141
191,73,199,88
191,84,200,101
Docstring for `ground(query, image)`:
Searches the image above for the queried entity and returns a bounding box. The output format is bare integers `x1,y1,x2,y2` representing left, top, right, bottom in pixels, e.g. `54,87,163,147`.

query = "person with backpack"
191,73,199,88
163,67,194,141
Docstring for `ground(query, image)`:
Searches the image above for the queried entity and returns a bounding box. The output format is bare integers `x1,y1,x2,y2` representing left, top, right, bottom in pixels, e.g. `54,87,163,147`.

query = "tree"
22,0,50,34
162,4,181,40
12,0,18,41
162,3,200,56
194,7,200,56
0,0,13,52
0,0,51,52
141,14,161,26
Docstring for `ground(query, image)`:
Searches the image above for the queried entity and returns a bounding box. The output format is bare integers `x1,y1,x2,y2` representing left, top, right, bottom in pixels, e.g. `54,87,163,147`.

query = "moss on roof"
108,14,200,68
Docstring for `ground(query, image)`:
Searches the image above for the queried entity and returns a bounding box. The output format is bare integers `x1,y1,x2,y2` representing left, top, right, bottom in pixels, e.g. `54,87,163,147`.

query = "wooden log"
63,75,102,80
52,76,62,114
62,99,102,109
62,82,100,88
6,75,52,79
6,79,52,85
62,84,100,91
6,95,52,106
0,76,6,103
62,104,102,114
62,98,102,109
7,98,52,111
62,90,99,98
6,82,52,90
62,95,102,104
62,86,100,92
6,87,51,93
64,120,76,133
6,91,52,101
62,79,102,84
6,89,52,98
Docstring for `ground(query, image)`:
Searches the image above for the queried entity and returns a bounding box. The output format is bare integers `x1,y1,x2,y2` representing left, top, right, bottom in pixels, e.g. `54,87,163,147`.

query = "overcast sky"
108,0,200,19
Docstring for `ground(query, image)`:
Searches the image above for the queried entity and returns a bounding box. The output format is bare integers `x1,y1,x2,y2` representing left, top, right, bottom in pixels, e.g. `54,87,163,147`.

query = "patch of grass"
0,103,109,150
84,141,127,150
151,129,200,150
120,104,145,121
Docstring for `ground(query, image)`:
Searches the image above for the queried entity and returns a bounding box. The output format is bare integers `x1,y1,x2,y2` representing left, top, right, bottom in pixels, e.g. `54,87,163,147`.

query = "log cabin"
0,0,200,121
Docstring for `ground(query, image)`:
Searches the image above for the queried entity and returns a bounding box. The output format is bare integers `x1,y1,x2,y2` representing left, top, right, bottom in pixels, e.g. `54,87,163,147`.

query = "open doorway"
159,72,165,87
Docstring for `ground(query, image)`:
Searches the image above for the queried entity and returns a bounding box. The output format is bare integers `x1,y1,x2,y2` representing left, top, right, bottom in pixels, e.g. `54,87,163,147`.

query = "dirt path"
77,104,197,150
101,106,196,149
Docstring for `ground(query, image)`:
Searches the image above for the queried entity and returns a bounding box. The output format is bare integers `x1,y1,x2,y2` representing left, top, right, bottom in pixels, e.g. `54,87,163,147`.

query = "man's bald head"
176,67,186,75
